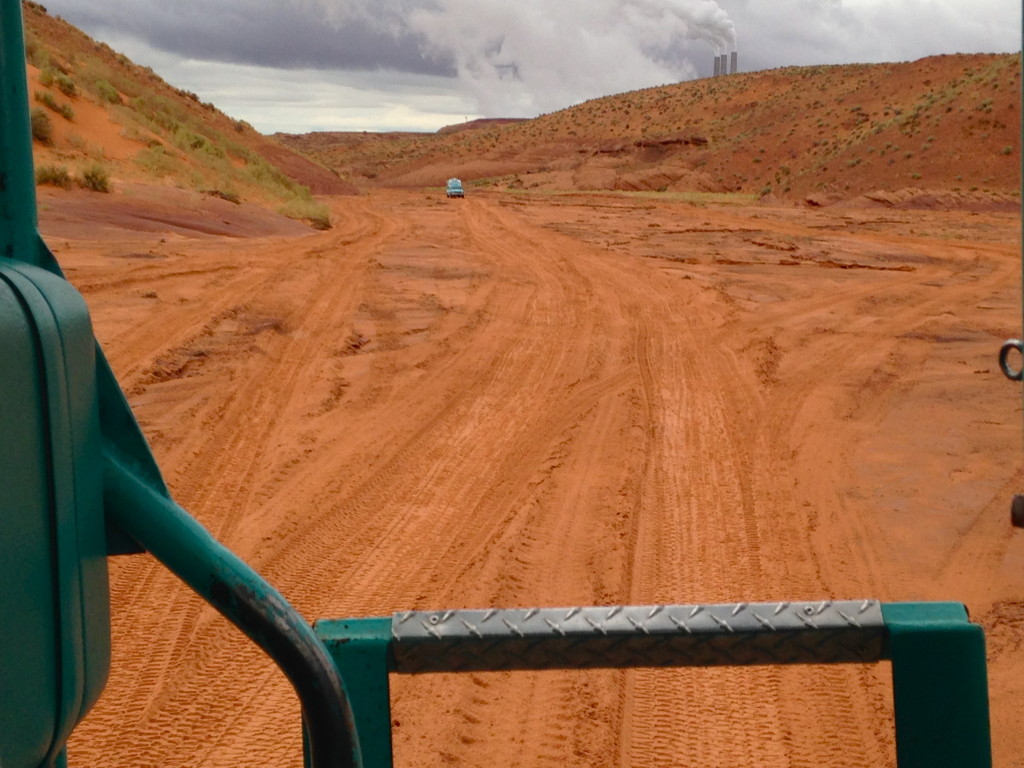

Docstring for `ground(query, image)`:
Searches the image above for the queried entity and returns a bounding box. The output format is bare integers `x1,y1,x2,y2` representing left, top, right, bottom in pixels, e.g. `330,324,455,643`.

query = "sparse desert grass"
29,20,319,207
35,162,112,192
65,133,107,161
53,72,76,97
23,31,46,68
276,193,331,229
35,90,74,121
79,164,112,192
95,79,122,105
134,145,182,178
110,87,323,208
35,164,72,188
30,107,53,144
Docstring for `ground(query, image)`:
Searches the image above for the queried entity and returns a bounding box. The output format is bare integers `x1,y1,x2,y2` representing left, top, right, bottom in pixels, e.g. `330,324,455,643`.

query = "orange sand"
42,188,1023,768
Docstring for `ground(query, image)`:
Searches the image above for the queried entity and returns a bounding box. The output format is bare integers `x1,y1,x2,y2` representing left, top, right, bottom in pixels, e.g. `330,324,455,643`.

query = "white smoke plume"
305,0,736,116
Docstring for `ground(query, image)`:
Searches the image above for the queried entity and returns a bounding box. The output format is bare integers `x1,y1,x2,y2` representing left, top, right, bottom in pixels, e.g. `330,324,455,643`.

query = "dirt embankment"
281,53,1020,204
23,2,352,208
42,189,1023,768
253,140,359,195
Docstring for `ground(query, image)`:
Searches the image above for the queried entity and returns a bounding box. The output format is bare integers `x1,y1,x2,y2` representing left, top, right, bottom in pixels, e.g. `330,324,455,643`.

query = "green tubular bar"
102,454,360,768
315,619,394,768
318,601,991,768
0,0,40,267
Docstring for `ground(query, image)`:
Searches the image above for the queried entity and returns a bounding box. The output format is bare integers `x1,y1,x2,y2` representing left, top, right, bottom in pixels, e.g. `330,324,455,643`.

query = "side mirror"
0,262,110,767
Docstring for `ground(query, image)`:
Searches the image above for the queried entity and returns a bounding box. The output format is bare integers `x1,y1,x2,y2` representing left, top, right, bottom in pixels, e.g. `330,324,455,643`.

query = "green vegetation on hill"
282,53,1020,201
22,0,1019,206
21,0,331,227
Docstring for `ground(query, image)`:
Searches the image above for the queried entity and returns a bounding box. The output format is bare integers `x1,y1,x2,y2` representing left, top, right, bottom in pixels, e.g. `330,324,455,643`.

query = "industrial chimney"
713,55,721,77
730,51,738,75
719,53,729,77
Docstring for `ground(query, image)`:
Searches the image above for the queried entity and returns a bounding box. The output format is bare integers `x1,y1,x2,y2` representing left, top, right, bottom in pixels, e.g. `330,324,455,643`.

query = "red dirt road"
55,189,1023,767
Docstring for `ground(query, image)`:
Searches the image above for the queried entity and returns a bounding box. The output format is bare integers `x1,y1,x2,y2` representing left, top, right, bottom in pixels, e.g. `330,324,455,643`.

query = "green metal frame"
884,603,991,767
318,602,991,768
1,3,359,766
316,619,394,768
0,261,108,768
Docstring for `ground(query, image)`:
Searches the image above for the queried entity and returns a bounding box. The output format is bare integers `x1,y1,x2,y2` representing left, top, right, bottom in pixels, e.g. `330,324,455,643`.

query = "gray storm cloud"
310,0,736,115
38,0,1021,130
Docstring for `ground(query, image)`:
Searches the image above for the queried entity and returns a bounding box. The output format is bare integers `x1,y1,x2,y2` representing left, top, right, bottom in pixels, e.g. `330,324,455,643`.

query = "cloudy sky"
40,0,1021,134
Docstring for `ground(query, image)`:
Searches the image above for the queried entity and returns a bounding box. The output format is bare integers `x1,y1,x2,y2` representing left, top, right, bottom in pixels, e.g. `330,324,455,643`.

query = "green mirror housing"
0,262,111,767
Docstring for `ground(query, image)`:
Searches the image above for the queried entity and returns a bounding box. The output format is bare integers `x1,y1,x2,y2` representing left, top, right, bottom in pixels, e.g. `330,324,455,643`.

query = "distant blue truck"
446,178,465,198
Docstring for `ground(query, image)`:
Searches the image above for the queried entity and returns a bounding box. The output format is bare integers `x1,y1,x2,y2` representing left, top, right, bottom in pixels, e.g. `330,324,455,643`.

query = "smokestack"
719,53,728,76
730,51,738,75
713,55,721,77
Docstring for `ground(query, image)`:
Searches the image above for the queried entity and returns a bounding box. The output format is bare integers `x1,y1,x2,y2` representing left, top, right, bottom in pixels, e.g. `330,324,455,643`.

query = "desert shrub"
134,145,180,177
24,35,47,68
35,91,73,121
79,164,111,193
95,79,122,104
36,164,72,188
277,196,331,230
245,158,303,199
54,73,77,98
1002,146,1014,155
172,127,206,151
198,141,226,160
30,107,53,144
39,66,55,87
131,93,187,133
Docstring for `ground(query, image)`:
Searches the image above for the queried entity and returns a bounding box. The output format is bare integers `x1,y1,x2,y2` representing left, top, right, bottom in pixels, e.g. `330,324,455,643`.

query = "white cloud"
40,0,1022,132
403,0,734,115
720,0,1020,71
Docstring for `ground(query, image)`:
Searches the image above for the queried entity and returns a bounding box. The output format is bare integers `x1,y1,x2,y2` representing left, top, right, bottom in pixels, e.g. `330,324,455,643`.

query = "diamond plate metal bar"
391,600,885,673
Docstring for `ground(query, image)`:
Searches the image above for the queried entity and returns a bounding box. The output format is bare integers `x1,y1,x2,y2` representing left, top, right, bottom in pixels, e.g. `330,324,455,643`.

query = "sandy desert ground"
47,188,1023,767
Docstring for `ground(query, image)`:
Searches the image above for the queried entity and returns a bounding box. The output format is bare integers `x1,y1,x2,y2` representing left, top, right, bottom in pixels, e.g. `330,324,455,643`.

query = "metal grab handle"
999,339,1023,381
103,451,361,768
320,602,992,768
